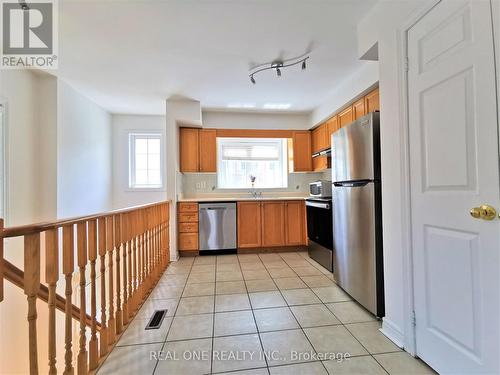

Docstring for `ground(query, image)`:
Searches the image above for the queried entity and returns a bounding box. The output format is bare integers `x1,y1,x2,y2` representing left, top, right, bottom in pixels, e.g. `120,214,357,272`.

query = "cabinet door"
326,116,339,146
199,129,217,172
352,98,366,120
292,131,312,172
179,233,198,250
311,126,320,153
313,156,329,172
320,123,329,150
261,202,285,247
285,201,306,246
365,87,380,113
180,128,199,172
312,124,327,152
237,202,262,248
338,106,354,128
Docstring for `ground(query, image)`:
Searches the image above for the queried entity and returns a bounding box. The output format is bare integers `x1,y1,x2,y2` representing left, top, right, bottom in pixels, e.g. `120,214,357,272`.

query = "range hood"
312,148,331,158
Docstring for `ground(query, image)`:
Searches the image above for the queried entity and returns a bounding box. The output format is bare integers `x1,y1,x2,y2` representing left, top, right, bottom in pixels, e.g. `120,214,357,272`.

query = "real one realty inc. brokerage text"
150,350,352,362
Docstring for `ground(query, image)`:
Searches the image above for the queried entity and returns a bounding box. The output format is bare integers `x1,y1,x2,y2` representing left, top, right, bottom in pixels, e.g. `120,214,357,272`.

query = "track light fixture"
249,54,309,84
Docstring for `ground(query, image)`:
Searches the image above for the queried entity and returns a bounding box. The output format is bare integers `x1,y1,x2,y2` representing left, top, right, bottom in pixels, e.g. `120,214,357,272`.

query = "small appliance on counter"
309,180,332,198
306,181,333,271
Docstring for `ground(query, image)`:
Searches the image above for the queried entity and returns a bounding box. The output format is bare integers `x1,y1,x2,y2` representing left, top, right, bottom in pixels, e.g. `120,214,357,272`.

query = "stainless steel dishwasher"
198,202,237,255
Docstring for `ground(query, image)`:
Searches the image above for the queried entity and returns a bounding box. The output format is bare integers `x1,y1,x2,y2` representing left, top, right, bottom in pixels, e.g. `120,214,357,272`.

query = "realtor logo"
1,0,58,69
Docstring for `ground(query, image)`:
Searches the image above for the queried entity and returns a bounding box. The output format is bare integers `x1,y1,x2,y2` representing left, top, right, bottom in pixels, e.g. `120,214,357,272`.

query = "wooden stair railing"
0,201,170,374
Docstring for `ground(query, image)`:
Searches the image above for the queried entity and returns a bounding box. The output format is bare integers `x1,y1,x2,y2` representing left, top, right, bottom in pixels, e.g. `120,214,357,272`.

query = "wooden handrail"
1,200,170,238
3,259,101,330
0,200,170,375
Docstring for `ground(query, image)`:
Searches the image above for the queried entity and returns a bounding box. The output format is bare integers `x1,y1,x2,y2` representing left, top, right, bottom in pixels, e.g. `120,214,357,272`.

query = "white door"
408,0,499,373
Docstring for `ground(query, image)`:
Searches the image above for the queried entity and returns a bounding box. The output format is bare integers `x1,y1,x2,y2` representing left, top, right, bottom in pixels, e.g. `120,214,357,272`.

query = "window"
217,138,288,189
129,133,163,189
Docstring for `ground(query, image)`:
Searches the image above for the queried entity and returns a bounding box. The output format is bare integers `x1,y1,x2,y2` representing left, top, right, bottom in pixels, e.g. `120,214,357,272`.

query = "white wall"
0,70,59,374
357,0,436,351
202,110,311,130
112,114,167,209
57,80,113,218
165,98,203,261
0,71,43,226
311,62,379,126
36,74,58,221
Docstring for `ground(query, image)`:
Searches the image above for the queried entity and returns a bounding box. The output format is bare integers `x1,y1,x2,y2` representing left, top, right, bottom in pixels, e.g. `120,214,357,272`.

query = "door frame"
394,0,441,357
0,98,8,224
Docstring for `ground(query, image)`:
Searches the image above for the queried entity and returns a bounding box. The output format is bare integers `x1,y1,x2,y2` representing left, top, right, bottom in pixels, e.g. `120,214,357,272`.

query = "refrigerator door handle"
333,180,371,187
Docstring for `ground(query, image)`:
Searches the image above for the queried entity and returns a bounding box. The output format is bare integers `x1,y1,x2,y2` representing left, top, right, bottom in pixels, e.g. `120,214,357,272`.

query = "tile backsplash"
179,171,328,199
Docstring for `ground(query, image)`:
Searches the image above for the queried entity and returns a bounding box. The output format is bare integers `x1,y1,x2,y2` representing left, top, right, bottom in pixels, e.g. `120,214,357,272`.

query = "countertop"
178,196,308,202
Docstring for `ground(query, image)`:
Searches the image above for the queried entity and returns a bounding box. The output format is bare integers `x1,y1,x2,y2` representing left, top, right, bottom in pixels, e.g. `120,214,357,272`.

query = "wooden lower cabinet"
178,202,199,251
284,201,306,246
237,202,262,248
178,233,198,250
261,202,285,247
237,200,306,249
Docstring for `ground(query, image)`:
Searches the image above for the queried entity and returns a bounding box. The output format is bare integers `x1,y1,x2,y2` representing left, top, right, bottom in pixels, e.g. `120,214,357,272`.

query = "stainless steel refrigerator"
331,112,384,317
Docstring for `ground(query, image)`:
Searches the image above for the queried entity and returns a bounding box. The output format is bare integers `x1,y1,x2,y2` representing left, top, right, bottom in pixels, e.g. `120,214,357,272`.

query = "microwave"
309,180,332,198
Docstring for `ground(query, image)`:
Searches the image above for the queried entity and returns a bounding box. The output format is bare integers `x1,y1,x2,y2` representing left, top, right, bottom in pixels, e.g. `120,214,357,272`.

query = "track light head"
250,75,256,84
276,68,281,77
302,59,306,70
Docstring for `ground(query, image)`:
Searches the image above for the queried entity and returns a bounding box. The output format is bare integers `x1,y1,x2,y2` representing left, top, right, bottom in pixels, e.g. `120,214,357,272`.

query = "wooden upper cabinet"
352,97,366,120
292,131,312,172
313,156,329,172
180,128,199,172
198,129,217,172
311,123,328,153
365,87,380,113
261,202,285,247
284,201,306,246
237,202,262,248
326,116,339,145
338,106,354,128
180,127,217,173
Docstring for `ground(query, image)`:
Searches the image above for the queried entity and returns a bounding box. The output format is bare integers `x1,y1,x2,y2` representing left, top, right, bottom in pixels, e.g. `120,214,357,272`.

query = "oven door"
306,200,333,250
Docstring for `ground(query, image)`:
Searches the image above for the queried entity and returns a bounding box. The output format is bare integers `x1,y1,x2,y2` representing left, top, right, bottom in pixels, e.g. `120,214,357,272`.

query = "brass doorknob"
470,207,481,219
470,205,497,220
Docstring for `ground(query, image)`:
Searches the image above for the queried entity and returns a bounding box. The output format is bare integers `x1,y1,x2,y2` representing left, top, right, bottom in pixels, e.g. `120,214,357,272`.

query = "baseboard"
178,246,308,257
238,246,308,254
381,317,405,349
179,250,198,257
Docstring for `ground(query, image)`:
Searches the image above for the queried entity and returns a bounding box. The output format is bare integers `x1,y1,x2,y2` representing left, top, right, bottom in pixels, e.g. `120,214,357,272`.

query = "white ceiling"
57,0,376,115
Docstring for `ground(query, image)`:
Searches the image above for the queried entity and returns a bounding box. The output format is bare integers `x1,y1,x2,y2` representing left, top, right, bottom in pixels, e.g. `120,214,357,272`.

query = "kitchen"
1,0,498,374
176,86,382,317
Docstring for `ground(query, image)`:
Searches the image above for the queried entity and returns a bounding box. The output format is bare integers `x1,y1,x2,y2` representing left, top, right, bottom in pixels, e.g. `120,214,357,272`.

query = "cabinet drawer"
178,212,199,223
179,233,198,250
178,202,198,212
178,222,198,233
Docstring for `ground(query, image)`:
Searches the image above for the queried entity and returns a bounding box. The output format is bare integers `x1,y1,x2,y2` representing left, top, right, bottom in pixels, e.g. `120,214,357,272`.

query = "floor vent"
145,309,167,330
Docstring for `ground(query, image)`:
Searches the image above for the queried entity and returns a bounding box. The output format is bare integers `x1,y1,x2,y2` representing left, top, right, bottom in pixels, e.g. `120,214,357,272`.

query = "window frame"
128,132,165,191
216,137,289,190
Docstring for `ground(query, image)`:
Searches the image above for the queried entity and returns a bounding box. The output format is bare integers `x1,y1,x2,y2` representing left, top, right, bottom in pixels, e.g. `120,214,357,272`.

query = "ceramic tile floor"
98,251,436,375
